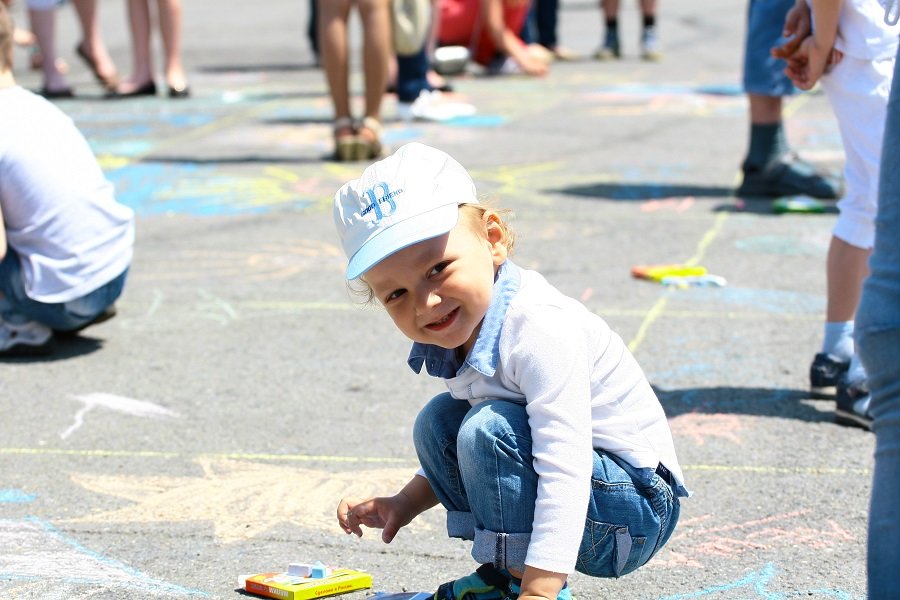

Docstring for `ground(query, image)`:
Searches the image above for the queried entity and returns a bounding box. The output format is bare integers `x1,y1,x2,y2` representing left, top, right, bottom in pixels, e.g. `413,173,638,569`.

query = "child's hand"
782,35,842,90
336,493,417,543
772,0,812,59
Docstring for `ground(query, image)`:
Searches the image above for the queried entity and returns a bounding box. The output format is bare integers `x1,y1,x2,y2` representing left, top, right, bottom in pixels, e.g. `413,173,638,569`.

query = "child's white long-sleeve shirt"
408,261,687,574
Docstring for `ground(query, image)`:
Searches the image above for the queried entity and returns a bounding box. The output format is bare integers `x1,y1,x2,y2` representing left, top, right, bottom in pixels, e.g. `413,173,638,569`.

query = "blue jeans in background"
0,249,128,332
857,44,900,600
413,393,681,578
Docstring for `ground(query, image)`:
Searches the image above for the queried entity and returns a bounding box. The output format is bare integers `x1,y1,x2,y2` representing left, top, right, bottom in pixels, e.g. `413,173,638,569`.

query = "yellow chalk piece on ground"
631,264,708,282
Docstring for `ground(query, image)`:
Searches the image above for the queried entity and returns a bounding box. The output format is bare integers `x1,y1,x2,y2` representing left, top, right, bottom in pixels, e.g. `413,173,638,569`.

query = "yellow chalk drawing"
65,458,424,543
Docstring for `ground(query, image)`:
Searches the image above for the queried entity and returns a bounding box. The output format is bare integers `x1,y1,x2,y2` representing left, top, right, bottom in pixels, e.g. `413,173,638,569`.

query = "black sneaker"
835,375,872,430
737,153,841,199
810,353,850,397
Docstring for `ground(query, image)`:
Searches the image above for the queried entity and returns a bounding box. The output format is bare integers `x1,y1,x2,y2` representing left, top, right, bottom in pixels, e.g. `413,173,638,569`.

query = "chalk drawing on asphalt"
654,511,854,569
656,562,858,599
669,413,745,446
132,240,344,282
0,517,206,596
105,162,315,216
61,394,178,440
65,458,429,543
0,489,36,503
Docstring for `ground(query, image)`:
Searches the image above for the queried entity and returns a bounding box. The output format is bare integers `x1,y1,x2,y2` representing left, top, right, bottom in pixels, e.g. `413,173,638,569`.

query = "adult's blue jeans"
413,393,681,578
0,249,128,331
857,44,900,600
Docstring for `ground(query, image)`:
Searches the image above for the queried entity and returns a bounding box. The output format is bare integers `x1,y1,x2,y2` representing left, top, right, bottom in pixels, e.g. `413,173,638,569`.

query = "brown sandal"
352,116,384,161
333,117,356,162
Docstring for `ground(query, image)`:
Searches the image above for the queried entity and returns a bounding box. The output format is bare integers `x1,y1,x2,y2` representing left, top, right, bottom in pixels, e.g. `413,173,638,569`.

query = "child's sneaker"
397,90,476,123
835,375,872,430
433,565,511,599
641,26,662,61
594,30,620,60
0,319,53,356
433,565,574,599
810,352,851,396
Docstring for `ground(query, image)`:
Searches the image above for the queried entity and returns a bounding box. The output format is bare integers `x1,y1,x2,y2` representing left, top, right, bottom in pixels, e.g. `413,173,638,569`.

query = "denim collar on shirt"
407,260,522,379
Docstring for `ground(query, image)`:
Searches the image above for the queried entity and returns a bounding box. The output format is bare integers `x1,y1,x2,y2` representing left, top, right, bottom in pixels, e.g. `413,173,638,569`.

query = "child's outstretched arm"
336,474,438,543
782,0,845,90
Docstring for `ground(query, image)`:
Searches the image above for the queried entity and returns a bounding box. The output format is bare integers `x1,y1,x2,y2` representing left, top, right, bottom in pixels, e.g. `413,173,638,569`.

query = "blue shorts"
0,249,128,332
743,0,799,96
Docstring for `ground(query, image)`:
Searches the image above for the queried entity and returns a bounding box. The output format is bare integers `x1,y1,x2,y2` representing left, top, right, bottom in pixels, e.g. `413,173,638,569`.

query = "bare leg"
640,0,656,16
28,7,69,92
155,0,187,91
601,0,619,20
749,93,782,124
358,0,390,121
826,236,871,323
72,0,118,87
317,0,353,122
118,0,154,92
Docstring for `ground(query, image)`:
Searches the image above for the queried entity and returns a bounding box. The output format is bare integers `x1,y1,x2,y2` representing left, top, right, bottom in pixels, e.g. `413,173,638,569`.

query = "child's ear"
484,211,509,266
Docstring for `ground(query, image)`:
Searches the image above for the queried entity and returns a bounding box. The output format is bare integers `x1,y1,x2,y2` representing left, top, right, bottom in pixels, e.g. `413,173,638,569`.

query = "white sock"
822,321,854,361
847,354,868,385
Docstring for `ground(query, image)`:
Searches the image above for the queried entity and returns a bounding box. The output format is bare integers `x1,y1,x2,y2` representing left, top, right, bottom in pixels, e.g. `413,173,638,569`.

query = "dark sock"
643,15,656,29
744,122,789,171
605,18,618,33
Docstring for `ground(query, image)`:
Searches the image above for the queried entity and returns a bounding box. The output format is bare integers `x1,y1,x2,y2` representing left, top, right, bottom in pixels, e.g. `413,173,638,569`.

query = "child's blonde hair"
349,202,515,304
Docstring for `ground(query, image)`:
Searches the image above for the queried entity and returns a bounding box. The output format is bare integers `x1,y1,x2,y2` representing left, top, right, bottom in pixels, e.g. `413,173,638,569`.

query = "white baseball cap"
333,143,479,279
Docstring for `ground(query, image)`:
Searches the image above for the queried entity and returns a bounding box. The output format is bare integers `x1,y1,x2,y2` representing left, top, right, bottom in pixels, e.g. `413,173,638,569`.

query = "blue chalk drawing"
657,563,859,599
106,162,313,216
445,114,507,127
0,489,36,503
0,517,208,596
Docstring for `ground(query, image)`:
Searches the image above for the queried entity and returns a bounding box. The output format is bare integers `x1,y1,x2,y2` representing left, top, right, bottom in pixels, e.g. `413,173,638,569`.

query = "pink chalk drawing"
640,196,696,213
653,511,855,569
669,413,745,446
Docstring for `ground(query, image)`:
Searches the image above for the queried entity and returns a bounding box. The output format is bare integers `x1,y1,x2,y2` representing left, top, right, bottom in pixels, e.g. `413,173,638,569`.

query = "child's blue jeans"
0,249,128,331
413,393,681,578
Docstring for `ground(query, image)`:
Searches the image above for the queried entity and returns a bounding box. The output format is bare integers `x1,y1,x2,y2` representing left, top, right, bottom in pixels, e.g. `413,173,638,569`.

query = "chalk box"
243,568,372,600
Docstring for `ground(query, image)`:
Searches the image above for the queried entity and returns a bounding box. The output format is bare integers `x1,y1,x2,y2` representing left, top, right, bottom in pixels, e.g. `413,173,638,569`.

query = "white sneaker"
0,319,53,355
396,90,476,122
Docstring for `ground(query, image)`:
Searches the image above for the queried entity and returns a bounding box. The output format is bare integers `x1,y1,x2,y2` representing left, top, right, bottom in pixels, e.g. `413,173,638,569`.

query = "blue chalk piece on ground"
370,593,432,599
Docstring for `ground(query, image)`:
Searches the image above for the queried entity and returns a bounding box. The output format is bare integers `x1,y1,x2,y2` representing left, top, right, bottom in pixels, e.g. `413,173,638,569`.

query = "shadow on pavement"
555,182,734,201
655,386,834,424
0,335,105,364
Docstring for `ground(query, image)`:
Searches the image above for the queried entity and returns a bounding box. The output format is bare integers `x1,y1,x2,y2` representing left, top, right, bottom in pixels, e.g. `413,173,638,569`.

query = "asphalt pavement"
1,0,872,598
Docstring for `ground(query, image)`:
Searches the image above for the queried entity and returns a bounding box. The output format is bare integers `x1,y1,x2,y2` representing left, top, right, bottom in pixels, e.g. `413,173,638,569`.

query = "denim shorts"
575,451,681,578
743,0,799,96
0,249,128,331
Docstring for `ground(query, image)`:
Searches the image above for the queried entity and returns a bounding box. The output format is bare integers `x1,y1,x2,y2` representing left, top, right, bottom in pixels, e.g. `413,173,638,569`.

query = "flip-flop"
75,43,119,91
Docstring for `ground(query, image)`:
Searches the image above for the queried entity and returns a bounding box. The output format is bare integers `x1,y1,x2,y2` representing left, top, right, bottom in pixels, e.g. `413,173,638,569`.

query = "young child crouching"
332,142,689,600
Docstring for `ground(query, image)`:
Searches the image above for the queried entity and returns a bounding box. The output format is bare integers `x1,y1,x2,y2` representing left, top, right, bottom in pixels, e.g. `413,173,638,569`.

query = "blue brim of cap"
346,203,460,279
